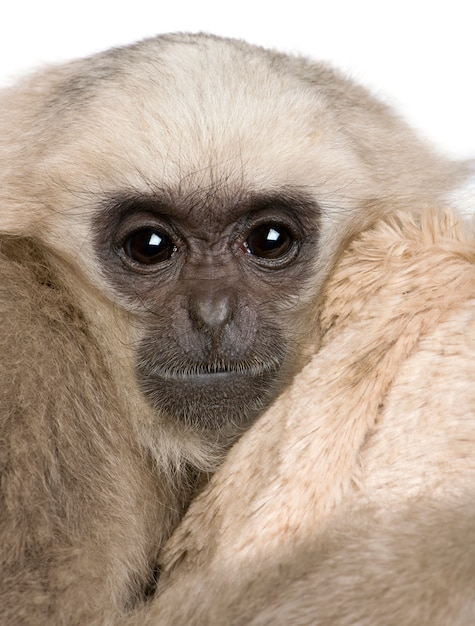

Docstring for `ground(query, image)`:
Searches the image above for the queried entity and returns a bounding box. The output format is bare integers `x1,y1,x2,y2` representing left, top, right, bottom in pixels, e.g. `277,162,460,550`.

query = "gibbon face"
95,189,320,432
0,33,463,438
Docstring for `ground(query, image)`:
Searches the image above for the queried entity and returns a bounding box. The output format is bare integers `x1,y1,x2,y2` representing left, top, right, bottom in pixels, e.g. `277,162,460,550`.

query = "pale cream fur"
145,207,475,625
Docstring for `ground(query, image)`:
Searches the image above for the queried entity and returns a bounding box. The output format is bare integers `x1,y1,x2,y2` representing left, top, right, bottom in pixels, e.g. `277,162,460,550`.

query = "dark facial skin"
95,188,319,437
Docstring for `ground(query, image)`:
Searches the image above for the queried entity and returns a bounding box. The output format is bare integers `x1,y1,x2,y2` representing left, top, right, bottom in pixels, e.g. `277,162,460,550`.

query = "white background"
0,0,473,159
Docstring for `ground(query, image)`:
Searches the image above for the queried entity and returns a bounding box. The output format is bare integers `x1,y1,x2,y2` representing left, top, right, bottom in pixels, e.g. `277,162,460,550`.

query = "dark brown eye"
246,224,294,260
123,228,176,265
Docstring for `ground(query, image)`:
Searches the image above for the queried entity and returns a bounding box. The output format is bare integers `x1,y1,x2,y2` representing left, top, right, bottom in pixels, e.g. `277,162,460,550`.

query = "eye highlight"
122,228,176,265
245,223,294,260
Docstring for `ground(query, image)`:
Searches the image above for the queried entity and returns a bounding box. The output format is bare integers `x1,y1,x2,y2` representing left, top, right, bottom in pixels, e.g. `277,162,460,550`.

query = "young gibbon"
0,33,472,624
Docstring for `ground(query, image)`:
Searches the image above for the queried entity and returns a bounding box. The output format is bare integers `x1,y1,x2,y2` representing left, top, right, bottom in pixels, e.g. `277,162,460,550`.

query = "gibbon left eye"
245,224,294,260
122,228,176,265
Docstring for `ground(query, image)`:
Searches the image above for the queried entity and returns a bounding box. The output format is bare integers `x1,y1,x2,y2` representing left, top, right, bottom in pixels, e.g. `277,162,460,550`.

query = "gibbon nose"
189,288,236,333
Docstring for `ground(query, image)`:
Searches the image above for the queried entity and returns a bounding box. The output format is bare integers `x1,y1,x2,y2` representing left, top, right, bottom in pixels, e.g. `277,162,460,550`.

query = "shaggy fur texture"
0,238,195,622
147,208,475,625
0,33,473,624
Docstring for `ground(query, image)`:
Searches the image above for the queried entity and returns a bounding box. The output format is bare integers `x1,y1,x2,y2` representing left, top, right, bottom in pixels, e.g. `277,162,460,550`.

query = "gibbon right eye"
123,228,177,265
245,223,295,260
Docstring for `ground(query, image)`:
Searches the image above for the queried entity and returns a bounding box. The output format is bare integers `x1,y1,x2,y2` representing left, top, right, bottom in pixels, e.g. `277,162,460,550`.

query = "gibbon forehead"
49,33,333,179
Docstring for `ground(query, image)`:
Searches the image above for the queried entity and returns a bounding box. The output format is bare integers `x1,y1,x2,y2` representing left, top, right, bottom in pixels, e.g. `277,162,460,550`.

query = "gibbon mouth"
145,360,282,383
174,371,246,383
138,357,284,431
